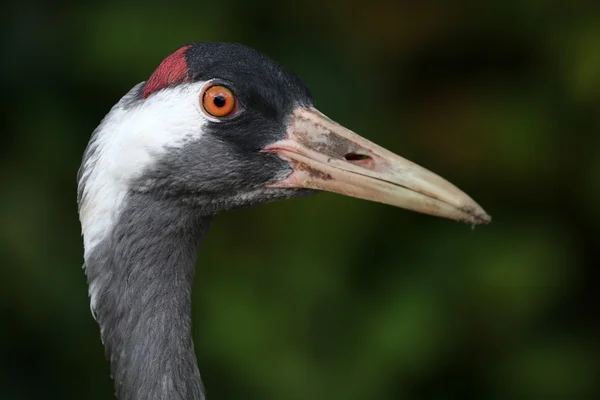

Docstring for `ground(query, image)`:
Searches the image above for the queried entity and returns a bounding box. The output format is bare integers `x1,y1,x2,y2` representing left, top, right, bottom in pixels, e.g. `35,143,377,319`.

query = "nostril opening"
344,153,371,162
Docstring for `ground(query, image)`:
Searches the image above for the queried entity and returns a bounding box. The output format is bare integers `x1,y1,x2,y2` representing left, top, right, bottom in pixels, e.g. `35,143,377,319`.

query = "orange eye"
201,85,237,117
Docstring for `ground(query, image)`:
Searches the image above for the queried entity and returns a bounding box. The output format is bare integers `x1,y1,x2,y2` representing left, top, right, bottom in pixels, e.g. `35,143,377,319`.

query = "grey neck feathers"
85,193,211,400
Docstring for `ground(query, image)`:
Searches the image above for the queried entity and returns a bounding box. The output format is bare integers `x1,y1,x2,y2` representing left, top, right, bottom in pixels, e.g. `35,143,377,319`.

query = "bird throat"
84,193,211,400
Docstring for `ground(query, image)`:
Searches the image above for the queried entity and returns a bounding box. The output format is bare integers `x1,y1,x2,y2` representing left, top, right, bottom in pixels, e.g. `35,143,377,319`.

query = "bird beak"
264,107,491,225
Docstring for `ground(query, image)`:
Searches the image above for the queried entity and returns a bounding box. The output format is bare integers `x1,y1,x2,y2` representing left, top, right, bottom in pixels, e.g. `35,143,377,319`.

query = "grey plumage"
85,193,209,400
78,44,316,399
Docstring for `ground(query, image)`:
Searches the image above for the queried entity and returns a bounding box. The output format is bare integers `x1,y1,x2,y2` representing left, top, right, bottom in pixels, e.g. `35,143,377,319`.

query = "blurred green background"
1,0,599,399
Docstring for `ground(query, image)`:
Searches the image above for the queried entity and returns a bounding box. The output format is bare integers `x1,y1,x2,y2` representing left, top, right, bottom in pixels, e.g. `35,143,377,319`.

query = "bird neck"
84,194,211,400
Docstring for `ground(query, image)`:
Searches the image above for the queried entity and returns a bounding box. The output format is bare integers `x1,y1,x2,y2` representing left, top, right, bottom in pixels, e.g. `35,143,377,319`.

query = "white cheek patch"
78,81,209,261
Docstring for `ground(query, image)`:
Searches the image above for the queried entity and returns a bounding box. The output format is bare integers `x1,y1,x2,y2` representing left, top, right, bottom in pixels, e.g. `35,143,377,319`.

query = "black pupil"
213,95,226,108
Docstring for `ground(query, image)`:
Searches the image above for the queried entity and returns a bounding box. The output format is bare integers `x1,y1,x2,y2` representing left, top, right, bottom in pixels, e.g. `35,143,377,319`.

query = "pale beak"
264,107,491,225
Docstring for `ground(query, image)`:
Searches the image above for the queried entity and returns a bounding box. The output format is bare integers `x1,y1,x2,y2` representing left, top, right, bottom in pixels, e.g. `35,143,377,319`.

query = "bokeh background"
1,1,599,399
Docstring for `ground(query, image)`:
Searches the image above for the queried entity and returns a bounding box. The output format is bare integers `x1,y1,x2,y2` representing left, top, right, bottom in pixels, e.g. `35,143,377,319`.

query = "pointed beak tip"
460,206,492,226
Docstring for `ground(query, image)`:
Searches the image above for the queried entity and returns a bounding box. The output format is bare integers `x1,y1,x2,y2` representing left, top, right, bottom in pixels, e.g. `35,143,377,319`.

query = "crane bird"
77,42,490,400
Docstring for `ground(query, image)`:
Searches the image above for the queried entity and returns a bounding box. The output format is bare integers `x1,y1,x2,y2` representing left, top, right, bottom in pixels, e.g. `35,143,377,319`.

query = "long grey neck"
84,193,211,400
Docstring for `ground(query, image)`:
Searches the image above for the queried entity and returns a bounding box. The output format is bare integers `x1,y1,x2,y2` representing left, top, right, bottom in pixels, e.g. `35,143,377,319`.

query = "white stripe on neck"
78,81,208,261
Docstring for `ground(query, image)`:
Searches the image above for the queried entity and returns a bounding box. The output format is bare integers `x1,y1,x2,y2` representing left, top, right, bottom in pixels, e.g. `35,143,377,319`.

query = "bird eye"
201,85,237,118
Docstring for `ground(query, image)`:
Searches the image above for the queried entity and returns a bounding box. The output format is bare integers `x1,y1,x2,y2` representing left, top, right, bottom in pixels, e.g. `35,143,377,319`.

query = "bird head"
78,42,489,247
